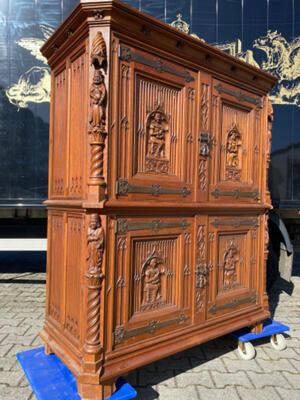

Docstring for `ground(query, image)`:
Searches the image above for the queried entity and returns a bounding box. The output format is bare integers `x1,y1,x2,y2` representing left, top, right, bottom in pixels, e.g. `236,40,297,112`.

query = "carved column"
88,32,107,193
266,98,273,203
83,214,105,361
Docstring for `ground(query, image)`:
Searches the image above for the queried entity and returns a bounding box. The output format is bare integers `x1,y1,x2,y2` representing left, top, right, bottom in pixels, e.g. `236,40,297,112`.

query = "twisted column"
84,214,105,355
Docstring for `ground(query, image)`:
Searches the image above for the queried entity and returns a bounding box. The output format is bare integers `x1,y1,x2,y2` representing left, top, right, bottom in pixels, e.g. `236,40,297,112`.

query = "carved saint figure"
147,111,169,159
89,70,106,130
142,255,165,307
223,242,239,289
86,214,104,275
226,129,241,168
225,125,242,180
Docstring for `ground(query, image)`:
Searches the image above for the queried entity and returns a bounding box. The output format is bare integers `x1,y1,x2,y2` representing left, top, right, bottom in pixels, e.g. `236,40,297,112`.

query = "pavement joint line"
273,386,285,400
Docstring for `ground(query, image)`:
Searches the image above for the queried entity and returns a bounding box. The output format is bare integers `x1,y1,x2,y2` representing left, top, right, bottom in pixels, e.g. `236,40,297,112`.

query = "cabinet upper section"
42,0,277,208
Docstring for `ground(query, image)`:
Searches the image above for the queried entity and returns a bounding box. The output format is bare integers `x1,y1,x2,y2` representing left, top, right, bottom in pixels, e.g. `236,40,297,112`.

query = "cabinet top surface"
41,0,276,91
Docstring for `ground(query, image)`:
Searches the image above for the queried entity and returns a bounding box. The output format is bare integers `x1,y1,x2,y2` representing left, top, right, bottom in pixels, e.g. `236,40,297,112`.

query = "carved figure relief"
225,124,242,181
223,241,239,290
88,31,107,189
145,104,170,174
89,70,106,131
86,214,104,275
141,252,166,311
84,214,105,354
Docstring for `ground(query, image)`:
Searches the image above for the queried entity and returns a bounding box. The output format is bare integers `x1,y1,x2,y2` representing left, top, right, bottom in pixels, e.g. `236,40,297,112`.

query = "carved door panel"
114,41,197,202
207,215,260,320
111,216,193,348
209,79,263,203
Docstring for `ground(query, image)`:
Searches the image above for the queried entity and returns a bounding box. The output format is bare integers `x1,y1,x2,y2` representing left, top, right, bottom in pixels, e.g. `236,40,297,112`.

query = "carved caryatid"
225,124,242,181
88,31,107,190
145,104,170,174
141,251,166,311
84,214,105,354
223,241,239,290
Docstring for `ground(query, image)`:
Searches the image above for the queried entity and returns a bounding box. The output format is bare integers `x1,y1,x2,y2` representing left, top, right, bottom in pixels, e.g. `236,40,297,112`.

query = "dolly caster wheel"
237,341,256,360
270,333,287,351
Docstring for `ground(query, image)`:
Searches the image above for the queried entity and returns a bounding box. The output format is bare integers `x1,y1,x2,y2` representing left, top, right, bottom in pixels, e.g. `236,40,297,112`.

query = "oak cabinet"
40,1,277,399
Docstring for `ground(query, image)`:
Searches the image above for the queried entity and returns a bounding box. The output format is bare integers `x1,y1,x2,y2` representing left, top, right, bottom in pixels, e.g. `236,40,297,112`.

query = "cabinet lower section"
40,209,269,398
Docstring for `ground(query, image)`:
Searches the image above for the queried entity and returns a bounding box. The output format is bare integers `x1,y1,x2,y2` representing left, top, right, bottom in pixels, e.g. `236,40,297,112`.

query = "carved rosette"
84,214,105,355
88,32,107,188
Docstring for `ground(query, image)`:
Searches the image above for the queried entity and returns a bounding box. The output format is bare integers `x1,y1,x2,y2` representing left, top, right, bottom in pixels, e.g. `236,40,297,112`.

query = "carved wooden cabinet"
40,1,277,399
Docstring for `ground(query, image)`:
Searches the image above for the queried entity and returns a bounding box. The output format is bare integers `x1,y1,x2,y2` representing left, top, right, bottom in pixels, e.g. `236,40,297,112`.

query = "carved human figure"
148,112,168,158
226,130,241,168
223,242,239,289
142,257,164,305
86,214,104,275
89,70,106,130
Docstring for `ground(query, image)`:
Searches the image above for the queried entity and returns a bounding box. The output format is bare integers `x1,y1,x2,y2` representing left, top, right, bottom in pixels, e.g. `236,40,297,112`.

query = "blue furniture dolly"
17,347,137,400
230,318,290,360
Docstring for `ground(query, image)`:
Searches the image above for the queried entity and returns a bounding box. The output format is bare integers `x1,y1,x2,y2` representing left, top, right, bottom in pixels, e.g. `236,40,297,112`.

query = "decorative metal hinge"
116,218,190,234
214,84,263,108
208,292,257,314
116,180,191,198
119,45,194,82
210,217,260,229
211,188,260,201
198,132,211,156
113,313,189,345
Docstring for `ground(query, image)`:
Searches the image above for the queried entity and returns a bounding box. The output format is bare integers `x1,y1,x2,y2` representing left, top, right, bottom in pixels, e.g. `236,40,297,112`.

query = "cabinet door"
110,216,193,349
111,38,197,203
209,79,264,204
206,215,261,320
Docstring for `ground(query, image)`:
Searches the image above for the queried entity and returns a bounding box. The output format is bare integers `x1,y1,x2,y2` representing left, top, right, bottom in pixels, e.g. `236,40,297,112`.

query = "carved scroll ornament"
84,214,105,354
88,32,107,189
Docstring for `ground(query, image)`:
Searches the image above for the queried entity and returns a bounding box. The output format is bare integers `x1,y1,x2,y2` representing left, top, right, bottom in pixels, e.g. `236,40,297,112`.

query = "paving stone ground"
0,251,299,400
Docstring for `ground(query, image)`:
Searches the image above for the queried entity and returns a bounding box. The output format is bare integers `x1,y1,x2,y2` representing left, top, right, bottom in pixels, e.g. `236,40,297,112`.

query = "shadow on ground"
0,251,46,283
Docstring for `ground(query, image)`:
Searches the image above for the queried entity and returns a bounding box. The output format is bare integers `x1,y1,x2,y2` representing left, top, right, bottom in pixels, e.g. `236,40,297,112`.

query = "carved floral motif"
201,83,209,131
198,159,207,190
